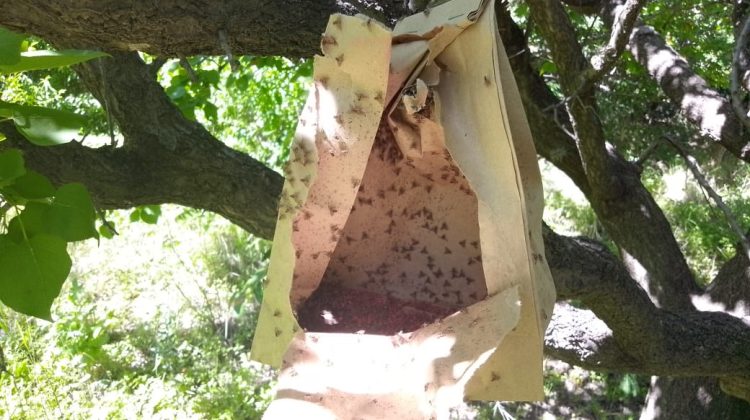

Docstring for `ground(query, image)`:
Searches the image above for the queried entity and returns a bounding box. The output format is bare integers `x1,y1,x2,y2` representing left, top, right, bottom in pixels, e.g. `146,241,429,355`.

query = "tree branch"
509,1,697,310
731,12,750,130
550,0,646,110
546,303,750,378
526,0,620,199
493,4,591,192
561,0,603,14
0,52,284,240
0,124,283,240
601,0,750,162
588,0,646,86
545,303,641,372
662,134,750,260
0,1,406,58
544,228,750,378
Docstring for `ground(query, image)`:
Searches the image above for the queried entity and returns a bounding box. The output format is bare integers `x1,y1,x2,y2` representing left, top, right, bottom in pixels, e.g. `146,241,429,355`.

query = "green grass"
0,206,274,419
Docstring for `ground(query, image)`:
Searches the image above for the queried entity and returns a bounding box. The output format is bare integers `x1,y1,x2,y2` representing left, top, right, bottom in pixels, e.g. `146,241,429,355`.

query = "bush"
0,207,274,419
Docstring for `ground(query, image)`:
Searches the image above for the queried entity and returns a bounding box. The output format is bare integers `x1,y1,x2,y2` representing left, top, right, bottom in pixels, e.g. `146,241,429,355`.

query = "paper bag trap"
251,0,556,417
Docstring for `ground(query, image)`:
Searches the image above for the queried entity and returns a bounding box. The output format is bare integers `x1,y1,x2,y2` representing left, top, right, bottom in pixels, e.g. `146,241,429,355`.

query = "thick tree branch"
499,3,697,310
0,124,283,240
545,303,641,372
494,5,591,192
0,1,406,58
602,0,750,162
587,0,645,87
546,304,750,378
547,231,750,400
526,0,620,199
707,251,750,317
544,228,750,378
0,52,284,240
731,13,750,130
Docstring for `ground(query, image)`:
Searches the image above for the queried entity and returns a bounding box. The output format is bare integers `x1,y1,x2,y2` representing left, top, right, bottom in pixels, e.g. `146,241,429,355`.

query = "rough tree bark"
2,0,750,418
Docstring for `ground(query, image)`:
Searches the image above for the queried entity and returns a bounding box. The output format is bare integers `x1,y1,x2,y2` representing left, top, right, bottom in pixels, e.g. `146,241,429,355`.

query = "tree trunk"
643,252,750,418
641,377,750,419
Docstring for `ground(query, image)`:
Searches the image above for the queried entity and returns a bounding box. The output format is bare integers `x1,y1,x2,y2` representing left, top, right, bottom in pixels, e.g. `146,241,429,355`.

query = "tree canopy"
1,0,750,417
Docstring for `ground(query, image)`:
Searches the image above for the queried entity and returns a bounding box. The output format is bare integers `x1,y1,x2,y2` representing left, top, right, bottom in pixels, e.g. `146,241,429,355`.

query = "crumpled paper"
251,0,556,417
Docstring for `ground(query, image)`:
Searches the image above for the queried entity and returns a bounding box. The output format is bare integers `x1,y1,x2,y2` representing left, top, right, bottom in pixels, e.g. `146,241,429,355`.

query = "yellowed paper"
252,0,556,415
250,14,393,366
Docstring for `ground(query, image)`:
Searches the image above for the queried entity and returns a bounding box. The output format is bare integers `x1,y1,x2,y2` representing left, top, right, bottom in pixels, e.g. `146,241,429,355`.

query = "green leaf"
0,28,25,66
139,205,161,224
0,101,85,146
7,170,55,199
202,101,218,122
0,49,108,74
0,149,25,186
47,183,97,241
619,374,640,398
200,69,220,86
7,202,51,242
539,60,558,75
0,234,71,320
98,222,116,239
129,208,141,222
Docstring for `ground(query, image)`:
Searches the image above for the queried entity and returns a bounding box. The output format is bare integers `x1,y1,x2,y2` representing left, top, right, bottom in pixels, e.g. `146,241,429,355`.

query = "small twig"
507,47,528,60
542,93,576,113
95,208,119,236
578,15,600,49
730,12,750,130
218,29,239,72
178,54,199,85
547,103,579,142
634,140,662,169
77,130,90,145
662,134,750,260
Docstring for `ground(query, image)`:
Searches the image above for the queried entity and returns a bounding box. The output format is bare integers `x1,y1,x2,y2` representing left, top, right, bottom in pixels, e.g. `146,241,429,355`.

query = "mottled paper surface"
251,0,555,416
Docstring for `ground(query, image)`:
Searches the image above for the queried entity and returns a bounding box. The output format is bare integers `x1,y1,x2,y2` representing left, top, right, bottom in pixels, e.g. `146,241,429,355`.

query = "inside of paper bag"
294,77,489,335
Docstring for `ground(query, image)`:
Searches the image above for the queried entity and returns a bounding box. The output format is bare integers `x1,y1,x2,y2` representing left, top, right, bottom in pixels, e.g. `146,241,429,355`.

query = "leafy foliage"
0,207,273,419
0,28,107,146
0,49,108,75
0,28,104,319
0,234,70,320
157,55,311,170
0,151,96,319
641,0,733,89
0,28,25,65
130,205,162,225
0,101,86,146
